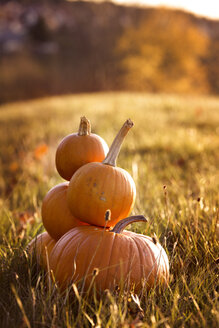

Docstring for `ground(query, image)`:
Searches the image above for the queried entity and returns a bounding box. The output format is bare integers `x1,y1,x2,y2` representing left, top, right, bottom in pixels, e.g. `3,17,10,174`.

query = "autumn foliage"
0,2,219,102
117,10,210,93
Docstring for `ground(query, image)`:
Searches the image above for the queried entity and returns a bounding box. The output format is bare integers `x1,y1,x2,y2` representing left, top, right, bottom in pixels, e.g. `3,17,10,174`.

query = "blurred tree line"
0,0,219,103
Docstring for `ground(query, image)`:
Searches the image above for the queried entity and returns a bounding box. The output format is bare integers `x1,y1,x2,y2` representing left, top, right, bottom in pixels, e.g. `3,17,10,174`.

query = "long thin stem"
102,119,134,167
111,215,148,234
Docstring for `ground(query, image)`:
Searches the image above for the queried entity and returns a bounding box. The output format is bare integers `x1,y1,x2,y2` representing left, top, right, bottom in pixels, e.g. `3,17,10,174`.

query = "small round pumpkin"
27,231,56,269
67,119,136,227
42,182,87,241
55,116,109,180
49,215,169,293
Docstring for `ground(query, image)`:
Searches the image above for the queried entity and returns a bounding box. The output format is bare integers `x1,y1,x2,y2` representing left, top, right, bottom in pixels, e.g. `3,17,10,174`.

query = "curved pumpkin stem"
111,215,148,234
78,116,91,136
102,119,134,167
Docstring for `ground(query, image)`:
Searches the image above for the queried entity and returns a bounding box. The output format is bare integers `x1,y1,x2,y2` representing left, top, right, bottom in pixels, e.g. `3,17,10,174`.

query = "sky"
110,0,219,19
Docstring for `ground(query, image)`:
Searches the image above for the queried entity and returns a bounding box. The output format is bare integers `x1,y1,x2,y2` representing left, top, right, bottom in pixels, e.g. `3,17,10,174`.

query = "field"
0,92,218,327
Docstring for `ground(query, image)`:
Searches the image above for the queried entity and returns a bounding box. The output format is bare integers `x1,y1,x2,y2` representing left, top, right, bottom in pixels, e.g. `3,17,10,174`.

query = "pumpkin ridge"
76,229,115,289
153,248,164,285
129,172,136,214
93,135,108,161
43,186,61,210
74,168,90,221
27,232,56,268
42,185,60,208
51,240,68,277
102,231,116,290
76,231,100,280
116,169,136,221
112,168,121,220
68,232,94,284
74,229,107,286
83,137,93,163
67,166,85,218
120,171,129,219
52,230,87,285
109,167,117,220
130,235,144,288
103,166,116,224
42,195,56,233
95,165,109,224
139,236,155,277
42,183,81,240
122,235,135,289
141,236,165,285
51,187,68,235
87,165,99,222
51,228,79,264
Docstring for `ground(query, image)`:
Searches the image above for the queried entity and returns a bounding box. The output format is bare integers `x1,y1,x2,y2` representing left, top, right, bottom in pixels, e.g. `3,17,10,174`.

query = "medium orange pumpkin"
55,116,109,180
42,182,87,241
27,231,56,269
67,119,136,227
49,215,169,293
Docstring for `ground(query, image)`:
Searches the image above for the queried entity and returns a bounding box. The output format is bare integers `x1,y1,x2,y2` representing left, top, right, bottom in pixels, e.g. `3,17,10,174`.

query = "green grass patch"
0,92,218,327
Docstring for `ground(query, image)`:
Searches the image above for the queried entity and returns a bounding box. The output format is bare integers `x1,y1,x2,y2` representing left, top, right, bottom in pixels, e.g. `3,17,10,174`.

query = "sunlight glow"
110,0,219,19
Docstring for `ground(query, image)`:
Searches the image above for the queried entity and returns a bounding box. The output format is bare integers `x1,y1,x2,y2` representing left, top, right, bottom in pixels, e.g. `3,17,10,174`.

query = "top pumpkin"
55,116,109,180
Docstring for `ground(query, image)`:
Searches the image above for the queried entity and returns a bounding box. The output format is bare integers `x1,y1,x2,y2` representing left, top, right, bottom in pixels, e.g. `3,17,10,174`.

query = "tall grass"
0,92,218,327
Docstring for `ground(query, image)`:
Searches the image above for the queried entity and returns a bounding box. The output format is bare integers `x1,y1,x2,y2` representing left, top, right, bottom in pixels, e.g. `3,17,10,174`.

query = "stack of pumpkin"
28,117,169,293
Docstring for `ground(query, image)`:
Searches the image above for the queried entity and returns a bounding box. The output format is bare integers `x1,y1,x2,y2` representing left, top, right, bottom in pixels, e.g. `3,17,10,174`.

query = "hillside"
1,1,219,103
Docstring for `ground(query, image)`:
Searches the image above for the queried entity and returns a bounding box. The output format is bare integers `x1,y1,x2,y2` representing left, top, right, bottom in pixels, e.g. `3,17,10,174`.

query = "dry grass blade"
11,285,31,328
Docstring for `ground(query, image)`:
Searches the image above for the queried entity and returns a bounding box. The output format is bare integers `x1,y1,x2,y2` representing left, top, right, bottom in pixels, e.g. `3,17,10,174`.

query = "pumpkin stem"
102,119,134,167
78,116,91,136
105,209,111,222
112,215,147,234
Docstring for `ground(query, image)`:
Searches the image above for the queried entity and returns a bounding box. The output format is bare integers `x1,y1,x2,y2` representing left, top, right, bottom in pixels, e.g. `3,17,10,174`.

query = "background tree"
117,10,210,94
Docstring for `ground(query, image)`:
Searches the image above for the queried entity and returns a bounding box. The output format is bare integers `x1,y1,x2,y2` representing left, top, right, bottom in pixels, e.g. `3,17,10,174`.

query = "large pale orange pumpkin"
55,116,109,180
42,182,87,240
27,231,56,269
49,215,169,293
67,119,136,227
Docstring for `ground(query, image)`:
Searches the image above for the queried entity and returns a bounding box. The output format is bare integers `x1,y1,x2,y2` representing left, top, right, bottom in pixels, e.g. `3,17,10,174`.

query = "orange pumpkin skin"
42,182,87,240
55,118,109,181
27,231,56,269
49,221,169,293
67,162,136,227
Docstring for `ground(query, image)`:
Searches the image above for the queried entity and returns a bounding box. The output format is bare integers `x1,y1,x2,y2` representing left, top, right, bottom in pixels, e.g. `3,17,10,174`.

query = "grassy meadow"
0,92,218,327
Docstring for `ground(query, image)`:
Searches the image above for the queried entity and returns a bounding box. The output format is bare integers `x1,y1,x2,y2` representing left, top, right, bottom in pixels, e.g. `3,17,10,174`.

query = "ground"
0,92,218,327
